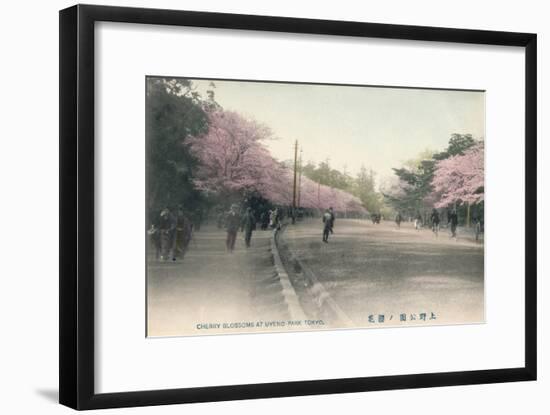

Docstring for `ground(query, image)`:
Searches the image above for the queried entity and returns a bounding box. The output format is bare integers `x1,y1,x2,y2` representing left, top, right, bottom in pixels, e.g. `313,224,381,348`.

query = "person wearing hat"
225,204,241,253
322,208,334,243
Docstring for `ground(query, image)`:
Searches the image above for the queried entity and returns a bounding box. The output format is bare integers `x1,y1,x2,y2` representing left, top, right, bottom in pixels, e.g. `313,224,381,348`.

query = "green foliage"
384,134,478,217
146,77,210,222
433,133,476,160
301,159,352,191
300,160,384,214
390,158,436,213
353,166,383,214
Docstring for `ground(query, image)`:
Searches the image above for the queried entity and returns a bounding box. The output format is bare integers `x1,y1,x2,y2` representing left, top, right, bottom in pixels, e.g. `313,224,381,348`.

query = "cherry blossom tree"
187,111,277,194
188,110,366,214
293,177,365,212
431,141,484,208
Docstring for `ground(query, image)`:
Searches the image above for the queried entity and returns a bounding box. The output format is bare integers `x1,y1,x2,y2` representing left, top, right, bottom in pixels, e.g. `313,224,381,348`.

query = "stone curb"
270,228,308,321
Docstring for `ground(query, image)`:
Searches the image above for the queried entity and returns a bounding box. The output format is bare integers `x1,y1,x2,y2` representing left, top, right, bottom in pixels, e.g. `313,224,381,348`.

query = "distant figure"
241,207,256,248
269,208,280,230
260,211,270,230
474,216,483,242
216,210,225,229
322,208,335,243
225,204,241,253
175,205,192,260
328,207,335,233
414,213,423,230
193,208,203,231
448,209,458,239
159,207,176,260
395,212,402,229
430,208,440,236
147,223,161,259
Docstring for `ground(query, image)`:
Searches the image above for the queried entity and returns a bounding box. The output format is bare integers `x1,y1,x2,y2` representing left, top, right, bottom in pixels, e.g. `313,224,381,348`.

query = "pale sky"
192,78,485,182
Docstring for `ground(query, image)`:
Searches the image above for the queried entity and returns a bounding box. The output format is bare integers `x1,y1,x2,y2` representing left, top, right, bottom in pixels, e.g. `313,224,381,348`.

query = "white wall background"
0,0,546,413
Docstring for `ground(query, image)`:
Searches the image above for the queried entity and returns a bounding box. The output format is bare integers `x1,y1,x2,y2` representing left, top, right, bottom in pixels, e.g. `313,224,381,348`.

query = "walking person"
216,210,225,229
395,212,402,229
225,204,241,253
269,208,280,230
260,210,270,230
159,207,176,260
322,208,334,243
147,223,161,260
430,208,440,237
175,205,192,260
193,207,203,231
448,209,458,239
241,207,256,248
328,207,335,233
414,212,423,230
474,216,483,242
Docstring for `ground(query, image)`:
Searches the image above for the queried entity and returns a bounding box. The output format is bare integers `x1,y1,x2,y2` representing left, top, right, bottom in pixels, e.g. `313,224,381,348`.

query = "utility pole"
292,140,298,224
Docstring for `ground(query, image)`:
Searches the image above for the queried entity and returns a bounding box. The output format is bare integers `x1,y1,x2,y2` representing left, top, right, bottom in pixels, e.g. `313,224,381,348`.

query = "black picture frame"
59,4,537,410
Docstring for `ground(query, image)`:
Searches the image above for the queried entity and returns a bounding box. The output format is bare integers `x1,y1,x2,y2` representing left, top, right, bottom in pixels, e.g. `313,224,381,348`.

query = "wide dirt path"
279,218,484,328
147,224,290,337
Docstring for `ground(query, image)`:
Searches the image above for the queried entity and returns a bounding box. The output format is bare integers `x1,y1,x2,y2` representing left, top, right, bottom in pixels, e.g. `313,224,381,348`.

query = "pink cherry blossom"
188,110,366,213
431,142,484,208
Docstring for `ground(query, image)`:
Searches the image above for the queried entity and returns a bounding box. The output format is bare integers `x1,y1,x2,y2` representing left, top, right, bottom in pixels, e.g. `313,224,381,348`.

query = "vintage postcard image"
146,77,485,337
